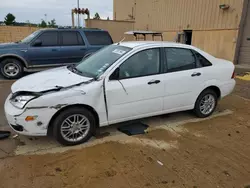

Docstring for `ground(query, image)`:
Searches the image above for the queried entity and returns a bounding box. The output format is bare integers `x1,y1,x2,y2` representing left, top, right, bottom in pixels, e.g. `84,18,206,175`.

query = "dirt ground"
0,79,250,188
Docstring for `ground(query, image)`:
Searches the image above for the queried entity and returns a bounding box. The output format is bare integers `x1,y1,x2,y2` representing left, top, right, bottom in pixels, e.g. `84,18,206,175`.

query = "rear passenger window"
193,51,212,67
165,48,196,72
84,31,113,45
61,31,85,46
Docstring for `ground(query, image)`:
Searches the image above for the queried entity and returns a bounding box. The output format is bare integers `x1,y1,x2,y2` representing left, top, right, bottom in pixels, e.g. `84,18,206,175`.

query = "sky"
0,0,113,26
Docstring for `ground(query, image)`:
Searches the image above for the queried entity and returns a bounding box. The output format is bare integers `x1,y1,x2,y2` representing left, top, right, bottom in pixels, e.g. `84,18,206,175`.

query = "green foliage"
40,19,47,28
4,13,16,25
93,13,100,19
48,19,57,28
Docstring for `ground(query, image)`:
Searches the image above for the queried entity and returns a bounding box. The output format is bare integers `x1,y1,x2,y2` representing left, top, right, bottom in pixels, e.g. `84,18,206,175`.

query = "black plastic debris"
0,131,11,140
117,122,149,136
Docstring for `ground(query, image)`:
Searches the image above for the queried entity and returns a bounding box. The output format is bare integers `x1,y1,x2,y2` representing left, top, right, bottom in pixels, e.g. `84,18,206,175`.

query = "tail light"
231,70,235,79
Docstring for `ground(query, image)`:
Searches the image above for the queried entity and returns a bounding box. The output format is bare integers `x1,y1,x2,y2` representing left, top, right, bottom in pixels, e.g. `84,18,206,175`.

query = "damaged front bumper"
4,94,58,136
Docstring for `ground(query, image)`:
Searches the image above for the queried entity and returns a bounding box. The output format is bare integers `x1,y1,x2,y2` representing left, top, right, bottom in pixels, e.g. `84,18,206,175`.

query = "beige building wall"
192,30,238,61
113,0,136,20
134,0,244,31
114,0,244,62
85,19,135,42
0,26,38,43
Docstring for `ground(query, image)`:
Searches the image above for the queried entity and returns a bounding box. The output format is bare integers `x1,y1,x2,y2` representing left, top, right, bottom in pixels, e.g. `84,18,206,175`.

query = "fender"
0,53,29,67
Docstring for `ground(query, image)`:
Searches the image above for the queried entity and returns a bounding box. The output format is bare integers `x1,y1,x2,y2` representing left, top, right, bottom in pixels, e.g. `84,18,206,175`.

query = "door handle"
51,49,59,51
80,48,85,50
191,72,201,77
148,80,161,85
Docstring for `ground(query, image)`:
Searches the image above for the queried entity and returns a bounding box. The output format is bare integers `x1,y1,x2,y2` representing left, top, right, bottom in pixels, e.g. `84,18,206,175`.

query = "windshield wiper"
67,64,83,75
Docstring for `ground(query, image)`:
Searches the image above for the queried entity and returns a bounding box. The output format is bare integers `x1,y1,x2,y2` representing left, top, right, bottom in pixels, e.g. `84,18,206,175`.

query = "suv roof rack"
57,26,103,31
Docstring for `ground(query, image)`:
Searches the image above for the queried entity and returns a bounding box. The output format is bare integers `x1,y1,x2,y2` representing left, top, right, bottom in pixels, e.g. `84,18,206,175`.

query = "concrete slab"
14,109,233,156
235,64,250,74
236,72,250,81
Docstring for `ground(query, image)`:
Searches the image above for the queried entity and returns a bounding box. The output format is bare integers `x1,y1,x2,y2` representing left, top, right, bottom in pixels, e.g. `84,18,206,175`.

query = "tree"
4,13,16,25
107,17,110,20
93,12,100,19
48,19,57,28
40,19,47,28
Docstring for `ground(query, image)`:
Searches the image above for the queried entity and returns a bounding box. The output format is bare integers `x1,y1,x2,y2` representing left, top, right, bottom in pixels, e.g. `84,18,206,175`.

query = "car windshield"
74,45,131,78
20,30,41,43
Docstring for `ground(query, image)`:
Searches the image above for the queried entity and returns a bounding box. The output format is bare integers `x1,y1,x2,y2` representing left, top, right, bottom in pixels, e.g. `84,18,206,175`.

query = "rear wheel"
0,58,24,79
194,89,218,118
53,107,96,146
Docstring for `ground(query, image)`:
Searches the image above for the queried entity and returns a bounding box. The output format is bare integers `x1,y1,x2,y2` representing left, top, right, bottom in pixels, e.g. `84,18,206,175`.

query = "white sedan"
4,42,236,145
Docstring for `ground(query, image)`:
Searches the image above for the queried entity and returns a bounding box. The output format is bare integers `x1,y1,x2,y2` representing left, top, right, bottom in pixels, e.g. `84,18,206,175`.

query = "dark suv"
0,28,113,79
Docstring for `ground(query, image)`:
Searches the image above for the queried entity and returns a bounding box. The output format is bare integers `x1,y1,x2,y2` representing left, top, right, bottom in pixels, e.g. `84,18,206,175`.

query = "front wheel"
53,107,96,146
0,58,24,79
194,89,218,118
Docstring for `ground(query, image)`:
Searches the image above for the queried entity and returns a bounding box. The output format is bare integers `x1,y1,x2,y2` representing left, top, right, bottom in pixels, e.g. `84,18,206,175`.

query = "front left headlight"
10,95,36,109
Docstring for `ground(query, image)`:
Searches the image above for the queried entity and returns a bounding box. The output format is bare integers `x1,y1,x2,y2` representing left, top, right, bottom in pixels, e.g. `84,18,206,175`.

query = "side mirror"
109,68,120,80
33,39,42,46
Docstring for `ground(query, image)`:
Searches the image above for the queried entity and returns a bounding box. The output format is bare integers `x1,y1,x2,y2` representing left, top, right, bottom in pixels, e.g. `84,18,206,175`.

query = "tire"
53,107,96,146
194,89,218,118
0,58,24,79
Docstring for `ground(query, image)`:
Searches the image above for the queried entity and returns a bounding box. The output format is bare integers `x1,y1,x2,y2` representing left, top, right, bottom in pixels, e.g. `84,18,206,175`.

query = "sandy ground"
0,79,250,188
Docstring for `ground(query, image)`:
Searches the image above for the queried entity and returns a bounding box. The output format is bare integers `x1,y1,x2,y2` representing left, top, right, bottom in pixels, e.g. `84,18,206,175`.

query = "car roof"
40,28,107,32
115,41,217,61
116,41,194,49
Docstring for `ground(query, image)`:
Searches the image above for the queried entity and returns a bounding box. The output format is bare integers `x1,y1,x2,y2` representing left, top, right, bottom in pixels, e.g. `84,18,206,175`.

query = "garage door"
238,0,250,65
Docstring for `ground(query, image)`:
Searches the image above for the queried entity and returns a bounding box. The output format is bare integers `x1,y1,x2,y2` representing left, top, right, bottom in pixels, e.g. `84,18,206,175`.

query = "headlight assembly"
10,94,37,109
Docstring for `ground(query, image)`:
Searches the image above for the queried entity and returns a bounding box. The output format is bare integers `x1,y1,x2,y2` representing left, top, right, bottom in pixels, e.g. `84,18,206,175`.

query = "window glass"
75,45,131,78
21,30,41,43
61,31,84,46
77,32,84,45
193,51,212,67
36,31,58,46
119,48,160,79
165,48,196,72
84,31,113,45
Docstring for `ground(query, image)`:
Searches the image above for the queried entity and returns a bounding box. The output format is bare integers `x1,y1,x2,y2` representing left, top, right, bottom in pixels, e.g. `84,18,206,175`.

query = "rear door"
27,31,61,66
59,31,87,64
162,47,206,112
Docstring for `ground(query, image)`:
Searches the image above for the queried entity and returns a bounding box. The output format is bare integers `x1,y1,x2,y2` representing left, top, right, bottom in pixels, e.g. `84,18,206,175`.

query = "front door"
162,47,205,112
27,31,62,67
105,48,164,124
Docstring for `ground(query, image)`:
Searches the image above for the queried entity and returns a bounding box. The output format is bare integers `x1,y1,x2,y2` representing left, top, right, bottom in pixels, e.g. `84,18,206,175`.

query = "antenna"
118,37,126,45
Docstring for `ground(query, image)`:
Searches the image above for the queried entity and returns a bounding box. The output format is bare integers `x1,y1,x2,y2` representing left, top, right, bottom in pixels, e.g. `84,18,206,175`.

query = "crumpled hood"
11,66,92,93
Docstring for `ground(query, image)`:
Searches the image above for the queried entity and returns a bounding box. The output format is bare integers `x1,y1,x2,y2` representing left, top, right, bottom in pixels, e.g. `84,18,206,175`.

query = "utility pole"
44,14,47,23
77,0,80,27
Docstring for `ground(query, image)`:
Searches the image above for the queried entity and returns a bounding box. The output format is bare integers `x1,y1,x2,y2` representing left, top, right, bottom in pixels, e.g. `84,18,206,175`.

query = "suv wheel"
53,107,96,146
0,58,24,79
194,89,218,118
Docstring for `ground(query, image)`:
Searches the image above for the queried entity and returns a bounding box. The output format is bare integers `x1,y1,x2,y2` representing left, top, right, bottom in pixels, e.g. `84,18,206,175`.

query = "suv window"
84,31,112,45
193,50,212,67
165,48,196,72
61,31,84,46
36,31,58,46
119,48,160,79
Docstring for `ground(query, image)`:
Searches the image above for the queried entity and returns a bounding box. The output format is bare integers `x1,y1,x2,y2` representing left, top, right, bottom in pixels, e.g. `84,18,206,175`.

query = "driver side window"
119,48,160,79
34,31,58,47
